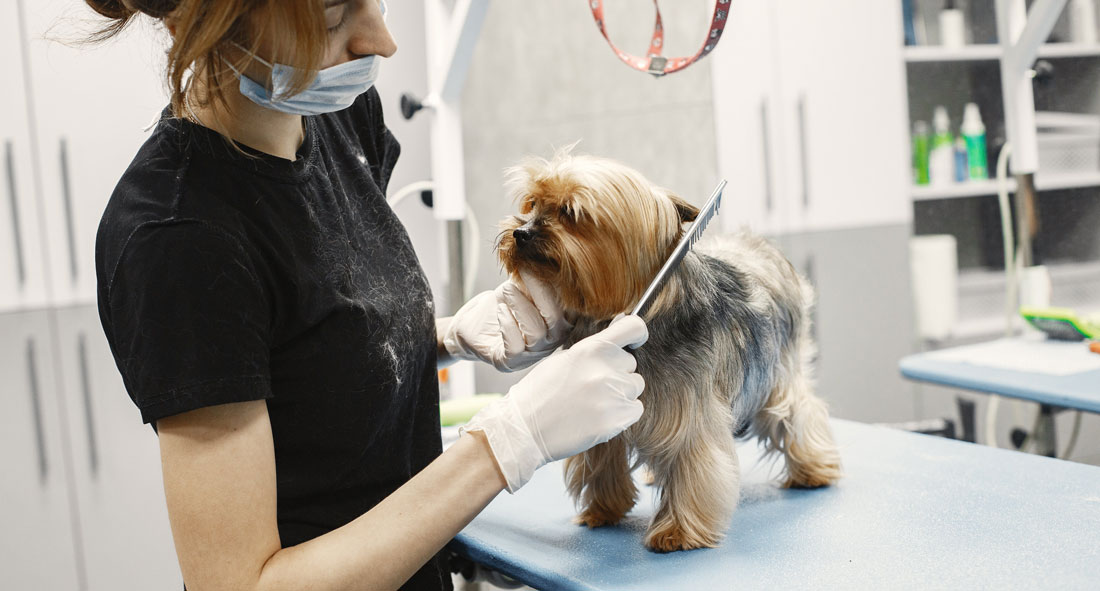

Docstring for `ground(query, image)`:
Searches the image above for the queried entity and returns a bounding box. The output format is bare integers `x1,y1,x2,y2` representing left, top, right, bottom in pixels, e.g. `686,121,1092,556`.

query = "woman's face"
241,0,396,86
319,0,396,66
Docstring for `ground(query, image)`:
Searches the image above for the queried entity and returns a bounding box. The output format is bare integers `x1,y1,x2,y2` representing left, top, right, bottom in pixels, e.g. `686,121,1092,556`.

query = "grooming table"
447,420,1100,590
899,337,1100,414
900,337,1100,456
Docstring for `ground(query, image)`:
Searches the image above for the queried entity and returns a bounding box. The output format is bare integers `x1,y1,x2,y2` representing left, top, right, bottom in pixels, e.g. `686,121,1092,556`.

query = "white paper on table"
927,337,1100,376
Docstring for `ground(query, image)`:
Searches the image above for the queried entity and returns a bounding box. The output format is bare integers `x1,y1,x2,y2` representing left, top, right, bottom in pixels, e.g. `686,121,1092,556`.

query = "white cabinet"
0,311,81,589
21,0,168,307
0,306,182,589
54,305,181,590
710,0,788,235
712,0,911,236
2,0,181,585
0,0,50,312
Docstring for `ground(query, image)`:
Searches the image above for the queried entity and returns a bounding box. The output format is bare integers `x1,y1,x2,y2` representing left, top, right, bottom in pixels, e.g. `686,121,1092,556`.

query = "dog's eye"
559,205,573,221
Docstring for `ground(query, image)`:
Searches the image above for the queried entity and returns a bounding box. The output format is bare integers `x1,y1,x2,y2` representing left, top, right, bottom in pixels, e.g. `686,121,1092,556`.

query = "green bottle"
913,121,930,185
961,103,988,180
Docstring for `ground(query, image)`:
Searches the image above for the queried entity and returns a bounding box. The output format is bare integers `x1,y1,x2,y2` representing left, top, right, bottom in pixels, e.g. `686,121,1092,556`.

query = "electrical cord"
985,143,1017,448
387,180,481,300
988,144,1050,456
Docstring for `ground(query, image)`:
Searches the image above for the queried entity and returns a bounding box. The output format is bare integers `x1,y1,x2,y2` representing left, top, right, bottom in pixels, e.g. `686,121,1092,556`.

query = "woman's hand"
442,272,571,371
461,314,649,492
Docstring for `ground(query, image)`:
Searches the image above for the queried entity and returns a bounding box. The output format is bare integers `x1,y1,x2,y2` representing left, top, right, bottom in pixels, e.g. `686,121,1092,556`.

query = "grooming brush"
631,179,727,318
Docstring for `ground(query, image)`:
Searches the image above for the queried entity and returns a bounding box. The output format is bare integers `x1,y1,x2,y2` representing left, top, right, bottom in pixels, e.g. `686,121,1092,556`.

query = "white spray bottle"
930,106,955,186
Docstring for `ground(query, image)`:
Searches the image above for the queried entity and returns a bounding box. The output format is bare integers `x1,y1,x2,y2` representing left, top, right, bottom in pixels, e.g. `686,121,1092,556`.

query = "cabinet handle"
760,99,774,214
797,94,810,210
4,140,26,287
26,338,48,484
77,333,99,477
59,138,79,282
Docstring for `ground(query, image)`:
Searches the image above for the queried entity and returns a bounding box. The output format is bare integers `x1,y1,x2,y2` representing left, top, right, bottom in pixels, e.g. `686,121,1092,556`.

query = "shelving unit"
904,44,1003,62
904,42,1100,63
904,0,1100,343
911,170,1100,200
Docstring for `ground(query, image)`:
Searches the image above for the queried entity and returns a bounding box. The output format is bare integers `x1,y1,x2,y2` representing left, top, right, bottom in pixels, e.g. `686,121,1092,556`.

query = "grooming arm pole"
423,0,489,407
995,0,1067,266
423,0,489,308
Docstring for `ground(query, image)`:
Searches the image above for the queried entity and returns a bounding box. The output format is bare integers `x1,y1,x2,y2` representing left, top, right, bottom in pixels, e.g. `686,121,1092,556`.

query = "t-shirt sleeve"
363,87,401,192
104,220,273,424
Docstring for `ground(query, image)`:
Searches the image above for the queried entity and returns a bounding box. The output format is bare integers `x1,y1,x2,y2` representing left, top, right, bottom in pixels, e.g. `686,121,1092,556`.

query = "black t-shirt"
95,89,452,590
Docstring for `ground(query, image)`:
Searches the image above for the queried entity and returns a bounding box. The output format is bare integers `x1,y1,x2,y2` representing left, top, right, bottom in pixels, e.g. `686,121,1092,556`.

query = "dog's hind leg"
564,436,637,527
755,354,842,488
644,424,739,552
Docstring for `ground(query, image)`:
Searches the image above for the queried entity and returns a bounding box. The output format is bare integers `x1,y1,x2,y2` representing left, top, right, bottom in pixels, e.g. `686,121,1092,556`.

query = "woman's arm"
436,316,457,368
157,399,504,591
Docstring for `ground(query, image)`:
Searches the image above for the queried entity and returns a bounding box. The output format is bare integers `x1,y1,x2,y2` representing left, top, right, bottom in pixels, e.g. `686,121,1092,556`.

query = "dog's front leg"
563,436,637,527
645,432,739,552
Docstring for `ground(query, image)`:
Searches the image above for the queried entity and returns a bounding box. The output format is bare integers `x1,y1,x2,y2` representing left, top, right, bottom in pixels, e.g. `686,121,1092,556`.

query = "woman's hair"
84,0,328,120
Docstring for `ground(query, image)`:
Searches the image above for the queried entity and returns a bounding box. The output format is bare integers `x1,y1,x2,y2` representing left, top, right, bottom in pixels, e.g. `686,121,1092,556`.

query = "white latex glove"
461,314,648,492
443,271,571,372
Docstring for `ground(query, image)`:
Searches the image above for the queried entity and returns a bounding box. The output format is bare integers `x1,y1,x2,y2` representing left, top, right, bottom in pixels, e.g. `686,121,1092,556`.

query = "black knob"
400,93,425,120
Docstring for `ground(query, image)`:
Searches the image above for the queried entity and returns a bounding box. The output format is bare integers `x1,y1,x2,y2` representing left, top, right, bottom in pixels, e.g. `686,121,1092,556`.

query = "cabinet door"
54,305,181,590
773,0,911,233
0,310,81,589
21,0,168,307
774,226,917,423
0,1,50,312
710,0,791,236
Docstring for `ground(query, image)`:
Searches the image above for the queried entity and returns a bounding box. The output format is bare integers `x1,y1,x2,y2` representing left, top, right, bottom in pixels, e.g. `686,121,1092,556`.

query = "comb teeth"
632,180,726,317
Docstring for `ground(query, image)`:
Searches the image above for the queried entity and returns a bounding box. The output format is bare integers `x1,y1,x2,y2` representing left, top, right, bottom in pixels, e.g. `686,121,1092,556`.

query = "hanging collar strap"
589,0,730,77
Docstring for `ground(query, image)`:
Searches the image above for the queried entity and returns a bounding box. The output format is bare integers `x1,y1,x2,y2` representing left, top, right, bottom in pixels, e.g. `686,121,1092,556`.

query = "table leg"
1035,404,1058,458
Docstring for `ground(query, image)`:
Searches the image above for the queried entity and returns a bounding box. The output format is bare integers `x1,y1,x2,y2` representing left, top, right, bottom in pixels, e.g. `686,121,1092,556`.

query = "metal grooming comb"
631,179,727,317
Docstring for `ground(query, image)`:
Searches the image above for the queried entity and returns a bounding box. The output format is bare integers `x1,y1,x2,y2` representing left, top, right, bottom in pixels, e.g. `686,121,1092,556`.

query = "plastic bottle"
939,0,966,48
929,106,955,186
913,121,930,185
1070,0,1098,45
954,136,969,183
961,103,989,180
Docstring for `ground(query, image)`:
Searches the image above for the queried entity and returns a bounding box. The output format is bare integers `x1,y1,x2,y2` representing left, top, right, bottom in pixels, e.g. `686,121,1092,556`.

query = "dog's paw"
643,524,720,552
573,508,624,528
783,462,842,489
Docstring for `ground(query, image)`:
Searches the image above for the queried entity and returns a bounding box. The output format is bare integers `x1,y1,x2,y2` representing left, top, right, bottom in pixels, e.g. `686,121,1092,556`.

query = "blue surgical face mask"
229,0,388,116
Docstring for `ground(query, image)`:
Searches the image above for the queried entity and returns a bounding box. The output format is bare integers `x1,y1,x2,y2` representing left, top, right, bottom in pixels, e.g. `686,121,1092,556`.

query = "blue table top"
450,420,1100,590
900,344,1100,413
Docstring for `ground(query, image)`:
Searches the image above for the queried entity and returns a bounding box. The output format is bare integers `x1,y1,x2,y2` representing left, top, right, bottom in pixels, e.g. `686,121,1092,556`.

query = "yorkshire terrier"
496,148,842,552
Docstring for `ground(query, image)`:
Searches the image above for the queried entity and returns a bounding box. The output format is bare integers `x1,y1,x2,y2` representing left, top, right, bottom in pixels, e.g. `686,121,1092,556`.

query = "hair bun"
85,0,134,19
85,0,178,19
127,0,179,18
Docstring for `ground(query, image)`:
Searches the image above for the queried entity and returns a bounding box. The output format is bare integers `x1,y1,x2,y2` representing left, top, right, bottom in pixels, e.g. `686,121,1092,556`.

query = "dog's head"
497,147,699,320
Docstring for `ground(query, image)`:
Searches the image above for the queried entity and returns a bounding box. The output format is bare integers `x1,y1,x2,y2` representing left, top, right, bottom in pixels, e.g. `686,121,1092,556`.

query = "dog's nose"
513,227,535,247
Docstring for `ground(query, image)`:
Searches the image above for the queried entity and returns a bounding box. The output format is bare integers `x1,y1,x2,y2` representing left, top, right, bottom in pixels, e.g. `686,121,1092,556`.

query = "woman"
89,0,648,589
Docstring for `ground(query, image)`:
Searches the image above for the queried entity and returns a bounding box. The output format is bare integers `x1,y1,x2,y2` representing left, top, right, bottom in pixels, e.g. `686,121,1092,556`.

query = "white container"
1070,0,1098,45
940,6,966,48
1035,111,1100,174
1037,133,1100,174
910,234,959,342
929,106,955,186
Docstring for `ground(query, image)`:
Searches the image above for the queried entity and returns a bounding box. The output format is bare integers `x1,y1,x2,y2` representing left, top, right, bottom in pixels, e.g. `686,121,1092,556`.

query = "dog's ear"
668,192,699,223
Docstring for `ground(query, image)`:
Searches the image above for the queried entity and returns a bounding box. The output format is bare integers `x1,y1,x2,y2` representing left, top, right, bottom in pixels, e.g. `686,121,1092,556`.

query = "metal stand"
417,0,490,311
1034,404,1060,457
995,0,1067,263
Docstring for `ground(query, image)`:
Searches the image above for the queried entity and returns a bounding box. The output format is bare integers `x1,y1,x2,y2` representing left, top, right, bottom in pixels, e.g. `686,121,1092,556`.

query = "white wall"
458,0,720,395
